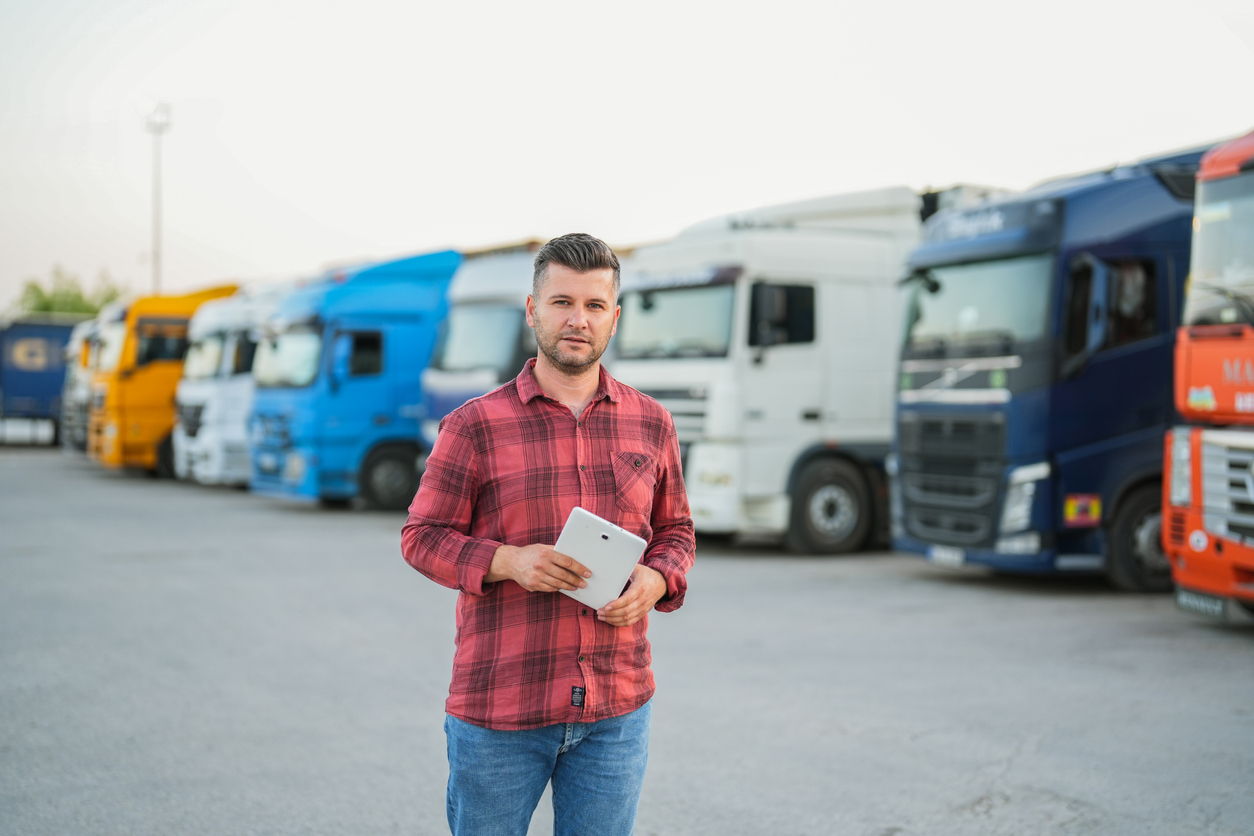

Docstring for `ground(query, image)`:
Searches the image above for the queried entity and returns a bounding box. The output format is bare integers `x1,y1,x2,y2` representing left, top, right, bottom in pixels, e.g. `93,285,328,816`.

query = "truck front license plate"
928,545,965,567
1176,588,1227,619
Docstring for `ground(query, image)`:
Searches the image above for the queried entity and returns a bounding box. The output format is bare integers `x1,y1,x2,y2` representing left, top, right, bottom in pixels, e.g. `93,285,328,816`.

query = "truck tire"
786,458,871,554
360,446,420,511
151,435,176,479
1106,485,1172,593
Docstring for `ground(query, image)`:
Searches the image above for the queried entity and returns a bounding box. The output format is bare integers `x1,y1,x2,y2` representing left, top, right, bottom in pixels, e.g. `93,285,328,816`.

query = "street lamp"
144,102,172,294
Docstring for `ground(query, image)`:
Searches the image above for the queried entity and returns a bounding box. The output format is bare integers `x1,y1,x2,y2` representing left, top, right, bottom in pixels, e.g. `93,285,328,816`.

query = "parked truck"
609,186,998,552
891,146,1208,590
173,283,291,485
1164,129,1254,618
419,245,544,450
87,285,239,474
60,317,99,451
249,250,460,510
1,314,88,445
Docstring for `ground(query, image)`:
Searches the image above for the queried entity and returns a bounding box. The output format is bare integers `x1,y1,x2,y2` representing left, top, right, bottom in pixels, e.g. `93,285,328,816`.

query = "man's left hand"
597,564,667,627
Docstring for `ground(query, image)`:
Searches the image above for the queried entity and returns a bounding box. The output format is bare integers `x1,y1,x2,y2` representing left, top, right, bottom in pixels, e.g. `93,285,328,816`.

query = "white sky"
1,0,1252,310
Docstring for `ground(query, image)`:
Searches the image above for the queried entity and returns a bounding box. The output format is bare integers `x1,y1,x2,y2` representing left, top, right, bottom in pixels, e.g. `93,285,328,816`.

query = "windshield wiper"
1192,282,1254,327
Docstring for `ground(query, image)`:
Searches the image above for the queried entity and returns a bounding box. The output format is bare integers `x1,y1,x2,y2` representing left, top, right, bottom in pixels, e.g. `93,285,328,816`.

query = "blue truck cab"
890,147,1207,590
249,250,460,510
1,315,84,444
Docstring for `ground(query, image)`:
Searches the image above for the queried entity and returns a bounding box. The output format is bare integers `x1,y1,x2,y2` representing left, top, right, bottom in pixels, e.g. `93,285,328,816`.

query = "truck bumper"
893,532,1103,574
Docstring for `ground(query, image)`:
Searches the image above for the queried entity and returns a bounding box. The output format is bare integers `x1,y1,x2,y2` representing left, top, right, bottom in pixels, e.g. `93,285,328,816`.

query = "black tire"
1106,485,1172,593
151,435,176,479
360,446,421,511
318,497,352,510
786,458,872,554
1237,600,1254,619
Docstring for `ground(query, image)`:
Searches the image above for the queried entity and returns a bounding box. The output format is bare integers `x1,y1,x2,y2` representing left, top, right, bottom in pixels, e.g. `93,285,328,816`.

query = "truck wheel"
786,459,871,554
361,446,420,511
1237,601,1254,619
152,435,176,479
1106,485,1172,593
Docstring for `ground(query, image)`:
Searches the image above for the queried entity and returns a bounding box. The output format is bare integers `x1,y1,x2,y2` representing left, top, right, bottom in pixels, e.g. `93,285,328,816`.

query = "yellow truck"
88,285,238,475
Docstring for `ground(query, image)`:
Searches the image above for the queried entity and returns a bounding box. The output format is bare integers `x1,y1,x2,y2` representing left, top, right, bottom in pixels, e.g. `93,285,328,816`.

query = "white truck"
419,246,544,450
611,186,1002,552
173,283,290,485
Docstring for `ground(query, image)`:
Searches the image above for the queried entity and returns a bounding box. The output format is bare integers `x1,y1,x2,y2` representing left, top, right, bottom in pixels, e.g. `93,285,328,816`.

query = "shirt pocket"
611,450,657,516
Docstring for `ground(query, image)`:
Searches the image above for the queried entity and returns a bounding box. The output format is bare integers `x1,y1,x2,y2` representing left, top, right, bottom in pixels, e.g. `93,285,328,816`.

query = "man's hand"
598,564,667,627
487,544,591,593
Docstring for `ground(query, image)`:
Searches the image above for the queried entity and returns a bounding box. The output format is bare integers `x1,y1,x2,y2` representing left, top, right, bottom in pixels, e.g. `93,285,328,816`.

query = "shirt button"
580,465,585,471
634,459,641,467
582,609,588,615
579,655,585,662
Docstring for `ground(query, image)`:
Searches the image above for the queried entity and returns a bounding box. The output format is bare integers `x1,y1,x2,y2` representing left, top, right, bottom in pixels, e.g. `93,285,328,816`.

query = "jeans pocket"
611,451,656,516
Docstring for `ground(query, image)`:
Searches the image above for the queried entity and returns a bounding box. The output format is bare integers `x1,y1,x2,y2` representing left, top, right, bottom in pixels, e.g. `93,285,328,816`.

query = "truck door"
1052,252,1174,520
324,326,388,484
740,281,824,497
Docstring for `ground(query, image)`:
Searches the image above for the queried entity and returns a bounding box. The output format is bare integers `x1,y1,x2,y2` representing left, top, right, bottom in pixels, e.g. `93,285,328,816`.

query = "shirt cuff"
643,553,687,612
457,537,502,597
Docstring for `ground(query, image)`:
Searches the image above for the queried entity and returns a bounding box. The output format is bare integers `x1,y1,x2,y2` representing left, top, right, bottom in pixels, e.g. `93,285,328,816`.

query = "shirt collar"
514,357,622,406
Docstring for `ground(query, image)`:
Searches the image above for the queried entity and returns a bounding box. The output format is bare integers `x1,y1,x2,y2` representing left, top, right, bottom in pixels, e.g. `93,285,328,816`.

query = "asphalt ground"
1,447,1251,835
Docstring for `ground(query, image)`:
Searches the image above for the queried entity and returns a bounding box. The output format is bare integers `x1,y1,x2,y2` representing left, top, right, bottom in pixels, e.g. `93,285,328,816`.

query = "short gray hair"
532,233,621,299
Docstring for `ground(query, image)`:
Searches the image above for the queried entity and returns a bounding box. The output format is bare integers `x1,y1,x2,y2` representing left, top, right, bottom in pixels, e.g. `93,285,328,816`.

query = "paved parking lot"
2,447,1251,835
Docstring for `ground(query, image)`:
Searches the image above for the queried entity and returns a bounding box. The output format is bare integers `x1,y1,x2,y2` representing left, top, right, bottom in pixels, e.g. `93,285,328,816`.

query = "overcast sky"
1,0,1252,310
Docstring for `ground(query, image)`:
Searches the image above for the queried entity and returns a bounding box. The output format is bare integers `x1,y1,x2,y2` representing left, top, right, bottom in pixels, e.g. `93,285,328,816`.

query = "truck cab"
611,186,998,552
420,247,540,450
1164,129,1254,619
248,250,460,510
87,285,238,474
173,283,289,485
891,147,1207,590
60,317,99,452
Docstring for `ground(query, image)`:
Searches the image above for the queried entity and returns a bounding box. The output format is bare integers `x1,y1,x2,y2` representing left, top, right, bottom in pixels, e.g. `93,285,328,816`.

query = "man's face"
526,263,620,377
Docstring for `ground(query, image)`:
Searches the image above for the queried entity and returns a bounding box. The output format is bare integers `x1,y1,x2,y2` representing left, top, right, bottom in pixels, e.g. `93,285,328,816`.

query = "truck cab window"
748,283,815,347
135,319,190,366
350,332,383,376
233,335,258,375
1107,261,1157,347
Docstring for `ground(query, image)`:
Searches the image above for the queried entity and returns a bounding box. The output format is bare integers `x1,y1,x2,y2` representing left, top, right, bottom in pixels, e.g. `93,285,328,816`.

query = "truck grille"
898,411,1005,547
254,413,291,447
1200,438,1254,543
641,388,707,445
178,404,204,438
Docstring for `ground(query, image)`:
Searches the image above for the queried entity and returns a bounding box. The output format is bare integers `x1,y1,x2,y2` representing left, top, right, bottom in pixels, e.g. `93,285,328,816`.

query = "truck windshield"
1183,171,1254,326
96,322,127,372
433,304,527,377
183,335,225,380
903,253,1054,356
616,284,735,359
254,327,322,387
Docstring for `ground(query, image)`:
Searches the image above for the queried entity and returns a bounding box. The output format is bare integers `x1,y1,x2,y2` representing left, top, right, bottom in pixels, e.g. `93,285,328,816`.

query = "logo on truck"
8,338,50,372
1223,359,1254,385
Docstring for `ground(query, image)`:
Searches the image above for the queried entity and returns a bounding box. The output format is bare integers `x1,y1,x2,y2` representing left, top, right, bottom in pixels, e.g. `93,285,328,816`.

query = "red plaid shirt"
402,359,695,730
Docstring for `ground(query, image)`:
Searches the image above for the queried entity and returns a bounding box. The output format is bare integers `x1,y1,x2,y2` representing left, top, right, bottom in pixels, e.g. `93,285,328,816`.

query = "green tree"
17,267,124,315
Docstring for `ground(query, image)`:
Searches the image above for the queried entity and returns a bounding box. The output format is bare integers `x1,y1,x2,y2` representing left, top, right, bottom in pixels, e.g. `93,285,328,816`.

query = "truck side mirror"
1060,254,1110,379
330,332,352,390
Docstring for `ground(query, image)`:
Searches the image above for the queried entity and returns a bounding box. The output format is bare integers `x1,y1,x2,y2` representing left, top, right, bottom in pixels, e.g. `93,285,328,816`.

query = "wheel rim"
1131,510,1170,578
370,459,412,505
808,484,856,541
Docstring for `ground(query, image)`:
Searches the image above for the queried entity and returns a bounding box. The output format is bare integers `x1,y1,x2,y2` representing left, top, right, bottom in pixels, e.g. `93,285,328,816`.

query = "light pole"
145,102,172,294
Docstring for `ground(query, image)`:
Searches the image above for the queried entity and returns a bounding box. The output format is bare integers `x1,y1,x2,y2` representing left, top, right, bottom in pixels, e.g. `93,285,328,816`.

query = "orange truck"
1165,129,1254,619
88,285,238,475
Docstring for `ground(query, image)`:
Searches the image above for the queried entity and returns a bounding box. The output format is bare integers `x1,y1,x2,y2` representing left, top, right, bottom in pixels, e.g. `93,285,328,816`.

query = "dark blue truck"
0,316,83,444
890,146,1208,591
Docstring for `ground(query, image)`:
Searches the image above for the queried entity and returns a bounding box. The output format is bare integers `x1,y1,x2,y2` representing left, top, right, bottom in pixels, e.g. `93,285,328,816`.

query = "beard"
533,319,609,376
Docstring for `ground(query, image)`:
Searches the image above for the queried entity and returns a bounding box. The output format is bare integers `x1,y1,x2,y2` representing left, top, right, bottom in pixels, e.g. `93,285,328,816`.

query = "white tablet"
554,506,648,610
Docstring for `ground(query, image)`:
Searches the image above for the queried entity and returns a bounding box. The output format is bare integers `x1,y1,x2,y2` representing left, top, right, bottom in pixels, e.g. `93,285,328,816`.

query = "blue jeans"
444,701,652,836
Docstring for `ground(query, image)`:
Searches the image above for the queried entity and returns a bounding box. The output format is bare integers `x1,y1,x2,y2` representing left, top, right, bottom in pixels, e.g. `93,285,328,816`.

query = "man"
401,233,696,836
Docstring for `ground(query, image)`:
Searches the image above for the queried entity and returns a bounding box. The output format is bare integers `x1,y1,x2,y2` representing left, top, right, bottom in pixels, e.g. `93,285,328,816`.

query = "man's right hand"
486,544,592,593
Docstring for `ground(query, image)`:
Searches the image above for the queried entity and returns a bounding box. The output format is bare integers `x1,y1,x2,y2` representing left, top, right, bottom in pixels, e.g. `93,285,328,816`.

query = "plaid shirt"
402,359,695,730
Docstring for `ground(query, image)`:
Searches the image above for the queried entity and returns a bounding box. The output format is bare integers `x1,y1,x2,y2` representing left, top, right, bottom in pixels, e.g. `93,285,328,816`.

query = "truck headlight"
1168,428,1191,507
1000,462,1050,535
284,452,305,483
